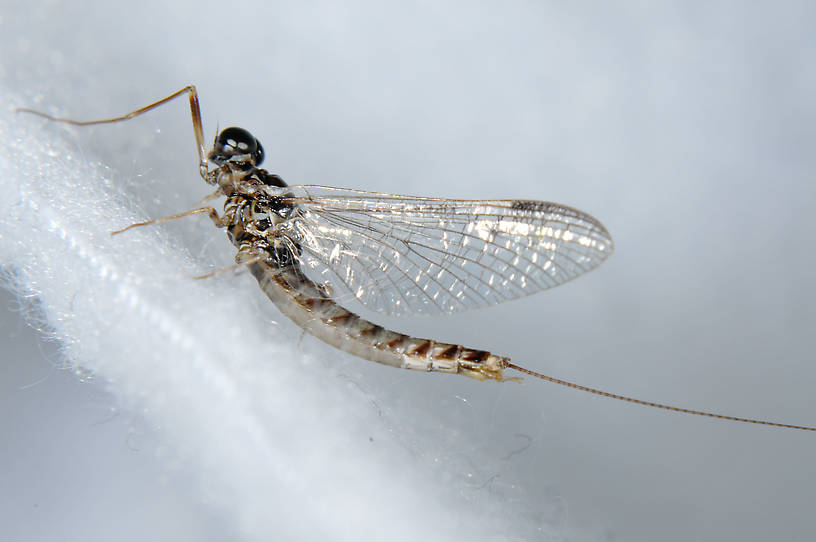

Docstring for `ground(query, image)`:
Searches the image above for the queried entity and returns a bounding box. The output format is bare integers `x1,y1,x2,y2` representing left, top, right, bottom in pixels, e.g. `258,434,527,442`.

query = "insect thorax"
216,162,300,269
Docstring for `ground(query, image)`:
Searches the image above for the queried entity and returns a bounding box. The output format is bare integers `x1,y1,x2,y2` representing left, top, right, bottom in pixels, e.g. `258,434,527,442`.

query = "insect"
19,86,815,431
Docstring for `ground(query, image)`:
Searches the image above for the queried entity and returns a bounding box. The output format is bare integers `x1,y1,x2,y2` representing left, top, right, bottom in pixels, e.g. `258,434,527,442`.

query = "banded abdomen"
248,259,509,381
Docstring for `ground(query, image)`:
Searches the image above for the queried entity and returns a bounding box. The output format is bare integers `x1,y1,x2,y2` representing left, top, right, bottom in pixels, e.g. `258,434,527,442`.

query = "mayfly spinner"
19,86,815,431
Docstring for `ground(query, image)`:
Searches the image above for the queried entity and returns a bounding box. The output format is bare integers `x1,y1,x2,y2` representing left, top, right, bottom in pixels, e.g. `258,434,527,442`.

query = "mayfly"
19,86,815,431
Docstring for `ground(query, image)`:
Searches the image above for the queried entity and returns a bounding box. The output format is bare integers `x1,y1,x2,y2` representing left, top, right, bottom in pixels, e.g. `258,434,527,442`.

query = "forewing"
280,185,613,316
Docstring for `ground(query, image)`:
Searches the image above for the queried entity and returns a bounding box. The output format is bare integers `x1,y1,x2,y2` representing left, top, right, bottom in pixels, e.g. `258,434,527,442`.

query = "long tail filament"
505,362,815,431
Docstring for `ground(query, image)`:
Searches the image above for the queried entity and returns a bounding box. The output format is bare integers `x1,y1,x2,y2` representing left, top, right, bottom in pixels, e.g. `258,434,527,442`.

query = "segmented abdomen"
248,260,509,381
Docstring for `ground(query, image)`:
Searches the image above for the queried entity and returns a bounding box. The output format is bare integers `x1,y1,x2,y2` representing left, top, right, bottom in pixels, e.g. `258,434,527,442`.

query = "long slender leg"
111,206,225,236
193,255,266,280
17,85,208,178
191,190,224,208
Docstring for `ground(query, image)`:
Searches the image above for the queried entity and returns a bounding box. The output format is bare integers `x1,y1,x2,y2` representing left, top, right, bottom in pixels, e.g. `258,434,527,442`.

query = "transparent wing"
279,185,614,316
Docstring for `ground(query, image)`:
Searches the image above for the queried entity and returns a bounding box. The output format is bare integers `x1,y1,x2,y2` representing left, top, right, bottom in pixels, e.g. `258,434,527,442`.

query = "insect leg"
17,85,208,178
111,206,225,236
193,255,266,280
191,190,225,208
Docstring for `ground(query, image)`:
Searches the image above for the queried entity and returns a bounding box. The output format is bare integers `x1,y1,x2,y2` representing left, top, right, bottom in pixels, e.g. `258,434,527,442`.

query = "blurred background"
2,1,815,541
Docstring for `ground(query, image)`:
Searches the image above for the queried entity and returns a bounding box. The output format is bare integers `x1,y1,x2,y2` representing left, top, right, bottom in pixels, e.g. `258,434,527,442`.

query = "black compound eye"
254,140,265,166
211,127,265,165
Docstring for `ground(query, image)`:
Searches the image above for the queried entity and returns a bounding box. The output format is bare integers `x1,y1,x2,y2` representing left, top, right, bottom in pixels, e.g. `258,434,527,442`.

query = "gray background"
2,1,816,541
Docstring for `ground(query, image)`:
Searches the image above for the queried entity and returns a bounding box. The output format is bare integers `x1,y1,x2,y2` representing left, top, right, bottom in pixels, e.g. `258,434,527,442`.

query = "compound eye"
254,140,265,166
212,127,262,164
